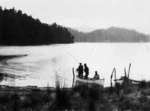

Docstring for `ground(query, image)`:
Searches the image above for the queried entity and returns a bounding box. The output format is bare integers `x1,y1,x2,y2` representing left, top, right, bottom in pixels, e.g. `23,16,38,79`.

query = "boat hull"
74,76,105,87
72,68,105,87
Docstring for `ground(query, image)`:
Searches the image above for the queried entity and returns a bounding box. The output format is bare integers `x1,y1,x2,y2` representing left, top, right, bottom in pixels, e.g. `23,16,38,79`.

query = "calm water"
0,43,150,87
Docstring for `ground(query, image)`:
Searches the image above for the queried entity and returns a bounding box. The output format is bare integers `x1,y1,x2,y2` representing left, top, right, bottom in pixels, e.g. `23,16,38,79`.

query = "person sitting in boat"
84,63,89,79
77,63,83,78
93,71,100,80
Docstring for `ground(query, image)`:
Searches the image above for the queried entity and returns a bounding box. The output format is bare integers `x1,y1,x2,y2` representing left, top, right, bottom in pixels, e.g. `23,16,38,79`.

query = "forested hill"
0,7,74,45
68,27,150,42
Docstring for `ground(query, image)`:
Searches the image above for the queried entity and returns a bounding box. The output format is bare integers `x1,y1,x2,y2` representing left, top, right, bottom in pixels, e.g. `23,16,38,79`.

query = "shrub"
118,98,140,111
147,81,150,88
88,99,96,111
0,93,11,105
142,99,150,111
139,80,147,89
139,96,148,104
49,83,72,110
22,93,40,110
73,85,89,99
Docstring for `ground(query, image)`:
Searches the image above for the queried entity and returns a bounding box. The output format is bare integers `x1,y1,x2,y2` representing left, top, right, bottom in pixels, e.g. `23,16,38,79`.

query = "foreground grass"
1,81,150,111
0,85,109,111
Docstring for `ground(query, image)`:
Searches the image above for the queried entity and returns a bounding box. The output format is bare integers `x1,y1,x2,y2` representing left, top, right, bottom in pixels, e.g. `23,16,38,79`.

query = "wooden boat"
72,68,105,87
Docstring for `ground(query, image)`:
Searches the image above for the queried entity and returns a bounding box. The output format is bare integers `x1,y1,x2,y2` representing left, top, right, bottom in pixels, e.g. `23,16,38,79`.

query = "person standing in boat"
77,63,83,78
84,63,89,79
93,71,100,80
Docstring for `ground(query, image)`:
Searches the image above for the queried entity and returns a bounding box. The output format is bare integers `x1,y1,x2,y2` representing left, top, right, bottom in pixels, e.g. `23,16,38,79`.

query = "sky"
1,0,150,34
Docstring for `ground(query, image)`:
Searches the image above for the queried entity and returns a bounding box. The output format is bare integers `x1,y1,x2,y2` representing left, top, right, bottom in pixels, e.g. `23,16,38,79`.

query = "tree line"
0,7,74,45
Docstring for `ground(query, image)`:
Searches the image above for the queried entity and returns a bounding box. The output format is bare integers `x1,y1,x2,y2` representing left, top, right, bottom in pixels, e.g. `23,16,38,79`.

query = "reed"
49,78,72,110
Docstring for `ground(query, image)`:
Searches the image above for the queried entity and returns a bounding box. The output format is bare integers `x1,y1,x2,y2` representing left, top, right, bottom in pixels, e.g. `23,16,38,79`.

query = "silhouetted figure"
77,63,83,78
84,63,89,79
93,71,99,80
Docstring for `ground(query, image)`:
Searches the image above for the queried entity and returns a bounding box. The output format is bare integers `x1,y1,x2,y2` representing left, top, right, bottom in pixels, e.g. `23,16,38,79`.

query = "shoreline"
0,54,28,61
0,54,28,84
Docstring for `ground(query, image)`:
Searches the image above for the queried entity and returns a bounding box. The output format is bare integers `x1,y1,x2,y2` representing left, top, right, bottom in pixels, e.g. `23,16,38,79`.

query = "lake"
0,43,150,87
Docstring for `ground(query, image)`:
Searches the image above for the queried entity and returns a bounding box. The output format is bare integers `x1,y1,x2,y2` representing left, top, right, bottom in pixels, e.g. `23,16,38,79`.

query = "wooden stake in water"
110,68,116,95
128,63,131,80
114,68,116,84
127,63,131,86
72,68,75,88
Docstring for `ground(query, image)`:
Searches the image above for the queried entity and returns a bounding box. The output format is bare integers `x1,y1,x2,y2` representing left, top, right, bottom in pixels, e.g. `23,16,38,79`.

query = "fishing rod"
64,50,79,63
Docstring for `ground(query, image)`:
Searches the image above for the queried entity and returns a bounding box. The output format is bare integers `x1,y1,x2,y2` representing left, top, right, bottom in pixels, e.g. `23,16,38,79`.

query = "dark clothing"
84,66,89,79
77,65,83,78
94,74,99,80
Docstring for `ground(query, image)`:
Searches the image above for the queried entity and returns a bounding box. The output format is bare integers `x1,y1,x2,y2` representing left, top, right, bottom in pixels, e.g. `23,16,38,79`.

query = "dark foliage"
0,93,12,105
49,84,72,110
73,85,89,99
21,91,52,110
88,99,96,111
147,81,150,87
139,96,148,104
0,7,74,45
142,99,150,111
139,80,147,89
0,93,21,111
72,85,106,111
115,82,122,97
118,97,140,111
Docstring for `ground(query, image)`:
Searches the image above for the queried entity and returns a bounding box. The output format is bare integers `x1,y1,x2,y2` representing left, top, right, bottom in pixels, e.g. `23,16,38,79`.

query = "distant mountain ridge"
68,27,150,42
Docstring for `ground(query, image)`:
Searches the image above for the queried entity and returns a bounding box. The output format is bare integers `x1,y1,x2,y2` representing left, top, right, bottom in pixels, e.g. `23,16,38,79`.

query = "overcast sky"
1,0,150,34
